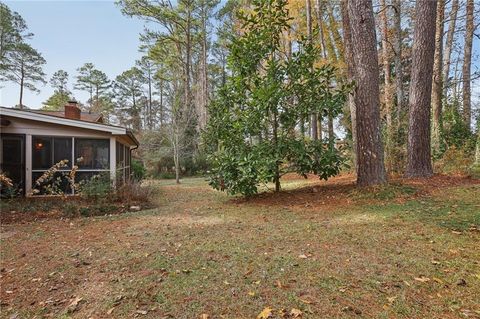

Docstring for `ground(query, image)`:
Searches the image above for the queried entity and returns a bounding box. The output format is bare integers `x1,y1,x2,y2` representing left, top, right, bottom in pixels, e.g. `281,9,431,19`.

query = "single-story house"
0,101,138,196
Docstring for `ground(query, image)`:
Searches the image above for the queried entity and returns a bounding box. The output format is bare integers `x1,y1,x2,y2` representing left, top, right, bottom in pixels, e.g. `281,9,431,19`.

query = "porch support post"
25,134,32,196
110,137,116,187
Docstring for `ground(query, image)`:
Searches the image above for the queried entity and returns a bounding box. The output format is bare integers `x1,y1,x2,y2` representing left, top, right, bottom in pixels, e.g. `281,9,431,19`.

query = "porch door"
0,134,25,195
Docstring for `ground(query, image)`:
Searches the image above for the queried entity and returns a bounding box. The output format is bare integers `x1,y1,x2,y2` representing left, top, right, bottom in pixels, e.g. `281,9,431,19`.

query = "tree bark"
340,0,357,172
392,0,404,128
326,3,344,61
347,0,387,186
405,0,437,178
462,0,474,130
475,126,480,165
442,0,458,99
19,62,24,109
199,1,209,130
313,0,325,141
306,0,318,141
431,0,445,155
379,0,394,172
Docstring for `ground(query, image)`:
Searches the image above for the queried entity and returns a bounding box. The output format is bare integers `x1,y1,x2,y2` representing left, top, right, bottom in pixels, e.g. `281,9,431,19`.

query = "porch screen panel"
54,138,72,167
75,139,109,169
32,137,52,170
31,136,73,194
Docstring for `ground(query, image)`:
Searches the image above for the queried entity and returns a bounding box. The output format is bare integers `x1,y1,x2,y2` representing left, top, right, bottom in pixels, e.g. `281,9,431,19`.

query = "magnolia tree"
204,0,350,196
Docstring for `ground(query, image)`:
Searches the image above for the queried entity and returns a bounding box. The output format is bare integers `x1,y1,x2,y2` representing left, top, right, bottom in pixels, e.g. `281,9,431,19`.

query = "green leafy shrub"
434,146,474,175
131,159,146,181
78,173,113,200
62,202,78,218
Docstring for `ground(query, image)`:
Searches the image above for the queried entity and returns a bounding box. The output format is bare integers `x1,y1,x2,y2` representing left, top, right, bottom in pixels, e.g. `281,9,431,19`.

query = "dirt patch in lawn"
239,173,479,211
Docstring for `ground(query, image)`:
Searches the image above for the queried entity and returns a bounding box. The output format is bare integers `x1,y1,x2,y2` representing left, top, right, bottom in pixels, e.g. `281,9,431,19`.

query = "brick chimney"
64,100,81,120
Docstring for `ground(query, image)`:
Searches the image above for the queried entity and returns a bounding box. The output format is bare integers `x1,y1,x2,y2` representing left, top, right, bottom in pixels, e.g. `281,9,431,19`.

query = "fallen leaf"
248,291,256,297
107,307,115,315
290,308,303,318
199,314,209,319
298,254,308,259
414,276,430,283
136,310,148,315
387,296,397,304
432,277,444,284
299,298,312,305
257,307,273,319
66,296,83,313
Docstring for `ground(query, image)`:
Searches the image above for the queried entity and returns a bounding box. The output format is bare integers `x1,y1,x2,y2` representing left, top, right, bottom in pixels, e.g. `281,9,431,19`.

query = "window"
75,139,109,169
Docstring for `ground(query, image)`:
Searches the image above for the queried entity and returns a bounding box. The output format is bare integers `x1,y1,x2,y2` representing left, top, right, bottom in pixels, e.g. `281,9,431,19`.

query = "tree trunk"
174,136,180,184
199,2,209,130
347,0,387,186
340,0,357,171
392,0,404,128
328,114,334,145
314,0,327,58
462,0,474,130
159,78,164,128
475,126,480,165
185,6,192,123
326,3,344,61
405,0,437,178
313,0,325,141
431,0,445,155
442,0,458,98
306,0,318,141
379,0,393,173
19,63,24,109
147,67,152,130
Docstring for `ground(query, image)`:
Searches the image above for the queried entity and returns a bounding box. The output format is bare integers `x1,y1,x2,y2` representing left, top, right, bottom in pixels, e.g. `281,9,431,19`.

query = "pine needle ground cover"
1,175,479,318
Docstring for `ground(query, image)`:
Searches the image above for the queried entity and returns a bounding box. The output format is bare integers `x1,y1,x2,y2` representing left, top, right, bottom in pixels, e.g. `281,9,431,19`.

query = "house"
0,101,138,196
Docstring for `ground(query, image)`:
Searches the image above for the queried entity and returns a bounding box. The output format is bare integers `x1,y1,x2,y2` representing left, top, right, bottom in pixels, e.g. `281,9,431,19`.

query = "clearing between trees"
1,175,479,318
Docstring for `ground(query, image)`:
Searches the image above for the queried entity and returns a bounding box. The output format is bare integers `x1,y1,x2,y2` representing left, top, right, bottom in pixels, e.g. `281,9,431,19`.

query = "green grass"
1,177,479,318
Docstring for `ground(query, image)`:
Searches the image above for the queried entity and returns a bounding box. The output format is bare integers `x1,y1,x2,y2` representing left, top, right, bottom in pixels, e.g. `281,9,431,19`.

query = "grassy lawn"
1,175,479,318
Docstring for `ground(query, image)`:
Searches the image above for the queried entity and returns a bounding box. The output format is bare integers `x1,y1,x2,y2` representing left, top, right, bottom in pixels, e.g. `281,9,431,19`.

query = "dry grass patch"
1,175,479,318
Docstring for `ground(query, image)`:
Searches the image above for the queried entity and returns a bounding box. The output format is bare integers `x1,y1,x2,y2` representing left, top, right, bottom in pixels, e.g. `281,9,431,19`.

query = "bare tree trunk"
380,0,394,173
147,66,152,130
173,134,180,184
313,0,325,141
19,64,24,109
159,78,164,128
462,0,474,130
314,0,327,58
306,0,318,141
431,0,445,155
475,126,480,165
452,54,461,104
326,3,344,61
199,2,209,130
442,0,458,98
405,0,437,178
392,0,404,128
340,0,357,171
347,0,387,186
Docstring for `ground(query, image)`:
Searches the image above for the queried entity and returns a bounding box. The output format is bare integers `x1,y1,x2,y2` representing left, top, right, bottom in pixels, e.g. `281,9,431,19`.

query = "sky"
0,0,147,109
0,0,479,111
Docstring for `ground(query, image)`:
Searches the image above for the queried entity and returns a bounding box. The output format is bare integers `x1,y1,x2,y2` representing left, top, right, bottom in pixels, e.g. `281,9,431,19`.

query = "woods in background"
0,0,479,192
